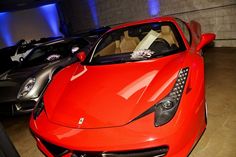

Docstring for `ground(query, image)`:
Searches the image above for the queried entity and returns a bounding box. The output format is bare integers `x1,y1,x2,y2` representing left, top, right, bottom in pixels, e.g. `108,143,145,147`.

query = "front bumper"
30,105,206,157
0,99,37,115
36,136,168,157
0,80,37,115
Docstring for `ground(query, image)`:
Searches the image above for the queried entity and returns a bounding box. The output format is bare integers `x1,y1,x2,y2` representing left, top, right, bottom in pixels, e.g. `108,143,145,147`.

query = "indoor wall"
61,0,236,47
0,4,62,48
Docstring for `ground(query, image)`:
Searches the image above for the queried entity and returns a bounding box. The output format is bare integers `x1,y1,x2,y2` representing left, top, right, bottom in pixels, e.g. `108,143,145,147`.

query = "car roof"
109,16,177,32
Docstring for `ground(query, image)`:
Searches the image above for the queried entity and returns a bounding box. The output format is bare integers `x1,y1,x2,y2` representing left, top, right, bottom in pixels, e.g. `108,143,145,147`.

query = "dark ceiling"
0,0,59,12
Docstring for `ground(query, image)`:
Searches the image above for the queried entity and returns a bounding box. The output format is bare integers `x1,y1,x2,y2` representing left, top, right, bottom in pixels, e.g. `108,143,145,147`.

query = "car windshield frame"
83,21,186,65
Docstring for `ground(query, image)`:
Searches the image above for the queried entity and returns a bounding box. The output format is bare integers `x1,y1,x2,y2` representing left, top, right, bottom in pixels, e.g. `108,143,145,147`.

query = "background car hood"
0,60,68,103
0,64,46,81
44,53,186,129
0,64,46,103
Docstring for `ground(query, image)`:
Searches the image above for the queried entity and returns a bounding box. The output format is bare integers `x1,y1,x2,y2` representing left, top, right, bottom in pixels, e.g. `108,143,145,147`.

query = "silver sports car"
0,37,91,115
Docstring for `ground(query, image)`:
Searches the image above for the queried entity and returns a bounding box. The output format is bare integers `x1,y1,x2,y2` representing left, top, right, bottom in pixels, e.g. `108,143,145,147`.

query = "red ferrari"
30,17,215,157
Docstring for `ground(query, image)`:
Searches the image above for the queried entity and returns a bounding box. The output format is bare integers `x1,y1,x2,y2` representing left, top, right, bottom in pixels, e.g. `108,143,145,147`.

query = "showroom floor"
1,47,236,157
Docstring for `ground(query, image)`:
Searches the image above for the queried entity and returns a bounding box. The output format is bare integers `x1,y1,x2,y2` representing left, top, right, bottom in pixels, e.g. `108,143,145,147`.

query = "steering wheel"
149,38,171,53
155,38,171,48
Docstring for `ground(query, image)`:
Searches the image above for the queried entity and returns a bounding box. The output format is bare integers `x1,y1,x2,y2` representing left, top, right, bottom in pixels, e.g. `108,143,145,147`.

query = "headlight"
130,67,189,127
17,77,36,98
154,67,189,126
33,99,44,119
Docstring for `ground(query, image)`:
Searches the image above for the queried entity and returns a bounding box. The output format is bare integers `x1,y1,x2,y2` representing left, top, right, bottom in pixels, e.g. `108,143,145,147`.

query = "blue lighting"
148,0,160,17
0,12,14,46
88,0,99,28
39,3,61,36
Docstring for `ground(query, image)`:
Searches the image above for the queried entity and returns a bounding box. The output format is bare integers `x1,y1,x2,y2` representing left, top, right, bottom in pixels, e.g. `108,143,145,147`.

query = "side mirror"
196,33,216,52
71,46,80,54
76,51,86,62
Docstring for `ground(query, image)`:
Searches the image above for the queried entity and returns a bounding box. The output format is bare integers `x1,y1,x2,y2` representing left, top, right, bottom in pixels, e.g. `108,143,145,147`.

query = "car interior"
95,25,180,57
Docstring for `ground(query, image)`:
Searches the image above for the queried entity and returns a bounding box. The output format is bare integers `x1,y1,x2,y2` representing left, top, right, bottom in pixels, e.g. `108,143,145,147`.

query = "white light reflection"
118,70,158,100
147,137,156,142
56,129,79,140
70,66,87,81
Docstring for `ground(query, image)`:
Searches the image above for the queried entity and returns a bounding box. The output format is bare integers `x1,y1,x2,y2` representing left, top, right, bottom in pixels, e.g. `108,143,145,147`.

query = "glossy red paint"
196,33,216,51
30,17,215,157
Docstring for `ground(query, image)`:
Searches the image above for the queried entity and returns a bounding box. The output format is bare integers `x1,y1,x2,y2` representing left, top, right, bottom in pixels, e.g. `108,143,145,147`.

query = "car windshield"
85,22,185,65
22,42,70,67
22,38,89,67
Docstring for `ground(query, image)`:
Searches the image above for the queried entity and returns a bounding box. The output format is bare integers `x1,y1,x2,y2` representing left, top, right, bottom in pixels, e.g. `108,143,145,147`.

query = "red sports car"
30,17,215,157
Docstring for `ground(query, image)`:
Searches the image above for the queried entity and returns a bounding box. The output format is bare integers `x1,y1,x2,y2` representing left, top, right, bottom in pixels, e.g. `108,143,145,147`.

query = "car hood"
44,53,187,129
0,64,46,81
0,64,47,102
0,58,70,81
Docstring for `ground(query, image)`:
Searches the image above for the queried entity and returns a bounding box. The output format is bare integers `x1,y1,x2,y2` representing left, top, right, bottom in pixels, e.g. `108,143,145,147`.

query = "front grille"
73,146,168,157
40,139,69,156
17,100,35,110
40,138,168,157
14,100,36,113
0,100,36,115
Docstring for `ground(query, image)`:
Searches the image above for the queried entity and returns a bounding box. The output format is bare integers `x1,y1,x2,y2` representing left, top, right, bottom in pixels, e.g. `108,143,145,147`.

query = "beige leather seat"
95,40,122,57
115,40,121,54
120,31,140,53
159,26,179,47
95,42,116,57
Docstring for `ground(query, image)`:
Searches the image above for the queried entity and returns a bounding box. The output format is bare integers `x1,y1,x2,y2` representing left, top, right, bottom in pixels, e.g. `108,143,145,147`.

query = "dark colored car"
0,53,18,76
0,37,62,75
0,37,90,115
0,40,27,75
